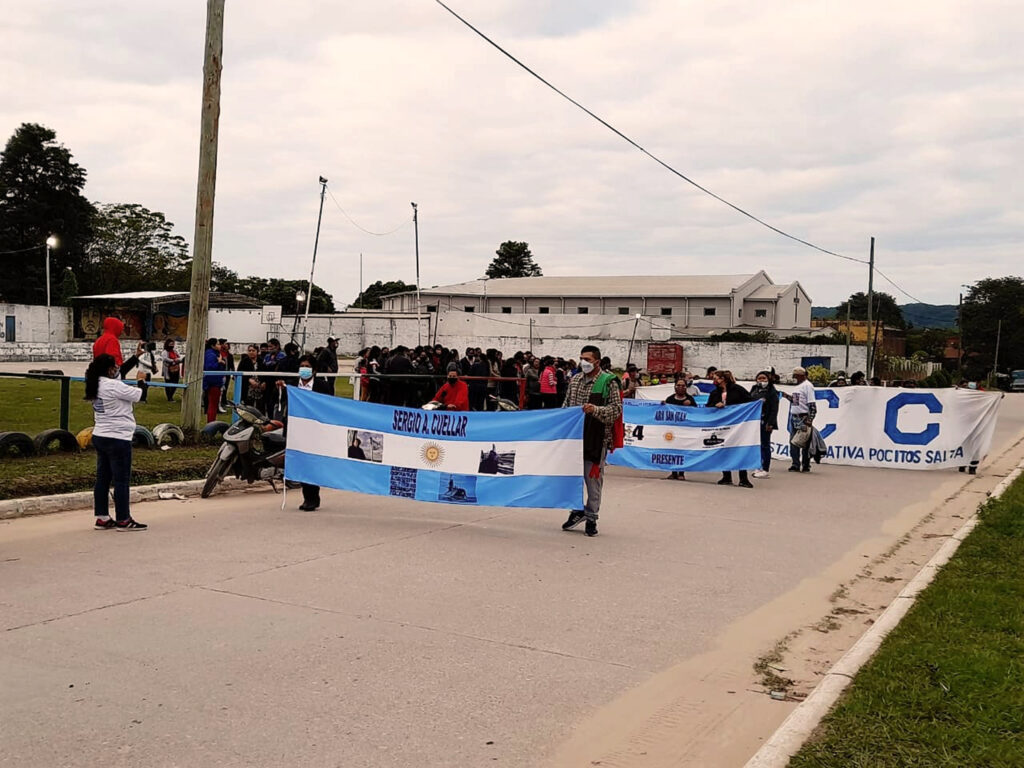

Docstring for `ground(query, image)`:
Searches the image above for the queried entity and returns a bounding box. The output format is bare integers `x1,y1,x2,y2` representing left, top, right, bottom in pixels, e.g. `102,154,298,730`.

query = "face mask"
448,376,457,383
756,379,767,387
298,367,313,380
580,360,595,374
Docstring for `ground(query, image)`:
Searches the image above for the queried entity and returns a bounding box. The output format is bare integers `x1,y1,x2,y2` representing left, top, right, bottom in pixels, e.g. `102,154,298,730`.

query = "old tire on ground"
201,421,230,443
76,427,94,450
132,425,156,449
201,454,233,498
33,428,80,455
0,431,36,459
152,423,185,447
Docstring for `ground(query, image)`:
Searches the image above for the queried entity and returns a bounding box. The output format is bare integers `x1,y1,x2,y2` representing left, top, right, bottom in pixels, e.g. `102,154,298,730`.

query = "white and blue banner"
608,400,764,473
284,387,585,509
638,384,1002,470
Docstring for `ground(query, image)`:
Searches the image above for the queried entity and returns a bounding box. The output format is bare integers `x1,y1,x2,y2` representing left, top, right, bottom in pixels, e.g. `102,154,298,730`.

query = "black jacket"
749,383,780,430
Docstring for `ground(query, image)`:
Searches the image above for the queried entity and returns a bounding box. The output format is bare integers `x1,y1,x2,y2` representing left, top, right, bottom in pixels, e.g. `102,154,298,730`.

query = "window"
538,307,549,314
577,307,589,314
703,307,716,317
464,306,475,313
426,305,437,313
755,309,767,318
501,306,512,314
618,307,629,315
660,307,672,316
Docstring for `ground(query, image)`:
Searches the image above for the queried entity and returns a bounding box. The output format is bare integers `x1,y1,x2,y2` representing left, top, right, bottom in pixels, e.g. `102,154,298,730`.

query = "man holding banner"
560,345,623,538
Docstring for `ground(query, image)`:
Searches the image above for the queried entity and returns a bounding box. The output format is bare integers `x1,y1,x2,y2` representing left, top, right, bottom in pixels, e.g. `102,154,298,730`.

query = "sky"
3,0,1021,307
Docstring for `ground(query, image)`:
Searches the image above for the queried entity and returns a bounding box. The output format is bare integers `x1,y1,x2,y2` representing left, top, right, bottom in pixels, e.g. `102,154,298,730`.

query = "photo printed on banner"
389,466,417,498
477,444,516,475
438,473,478,504
347,429,384,463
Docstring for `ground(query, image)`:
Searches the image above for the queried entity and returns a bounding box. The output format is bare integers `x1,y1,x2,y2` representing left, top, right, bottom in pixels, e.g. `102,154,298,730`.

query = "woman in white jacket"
85,353,147,530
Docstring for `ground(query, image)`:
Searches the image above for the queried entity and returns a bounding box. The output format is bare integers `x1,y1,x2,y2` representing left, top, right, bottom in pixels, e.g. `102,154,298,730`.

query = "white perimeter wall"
0,304,73,343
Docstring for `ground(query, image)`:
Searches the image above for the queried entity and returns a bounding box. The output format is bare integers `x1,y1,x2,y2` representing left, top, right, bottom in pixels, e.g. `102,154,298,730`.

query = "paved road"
2,397,1022,768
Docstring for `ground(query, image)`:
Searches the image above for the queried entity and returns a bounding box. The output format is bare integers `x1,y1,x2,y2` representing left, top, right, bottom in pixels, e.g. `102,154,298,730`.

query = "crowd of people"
79,315,862,537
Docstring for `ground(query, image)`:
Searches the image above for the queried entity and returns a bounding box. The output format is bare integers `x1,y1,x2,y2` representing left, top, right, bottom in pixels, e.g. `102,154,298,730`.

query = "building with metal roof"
381,271,812,331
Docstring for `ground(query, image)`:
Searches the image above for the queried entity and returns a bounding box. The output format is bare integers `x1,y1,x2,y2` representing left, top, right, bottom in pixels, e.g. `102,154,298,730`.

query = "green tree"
351,280,415,309
905,327,953,362
961,277,1024,378
835,291,905,329
0,123,95,303
57,267,79,306
485,241,542,279
232,277,334,314
82,203,190,293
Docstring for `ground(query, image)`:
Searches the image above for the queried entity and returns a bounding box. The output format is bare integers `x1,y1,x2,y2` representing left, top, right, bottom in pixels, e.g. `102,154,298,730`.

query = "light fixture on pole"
411,202,421,345
45,235,58,340
291,289,307,342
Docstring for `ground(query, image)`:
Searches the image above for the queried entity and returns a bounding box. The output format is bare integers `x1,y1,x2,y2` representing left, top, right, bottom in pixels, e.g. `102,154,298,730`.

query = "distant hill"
901,304,958,329
812,304,958,329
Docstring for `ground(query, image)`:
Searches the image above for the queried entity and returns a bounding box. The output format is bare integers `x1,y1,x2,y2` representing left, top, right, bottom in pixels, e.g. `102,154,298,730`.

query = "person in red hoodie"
93,317,125,367
432,363,469,411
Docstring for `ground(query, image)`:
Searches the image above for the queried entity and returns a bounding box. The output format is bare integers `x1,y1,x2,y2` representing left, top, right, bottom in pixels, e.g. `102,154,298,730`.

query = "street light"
45,235,58,340
291,289,307,345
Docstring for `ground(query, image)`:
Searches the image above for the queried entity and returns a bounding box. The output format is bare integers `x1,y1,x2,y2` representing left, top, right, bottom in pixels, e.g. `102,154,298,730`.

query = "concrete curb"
0,477,263,520
743,458,1024,768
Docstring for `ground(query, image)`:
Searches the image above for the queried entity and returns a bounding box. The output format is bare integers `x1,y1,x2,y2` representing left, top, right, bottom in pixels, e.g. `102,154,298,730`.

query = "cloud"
2,0,1021,307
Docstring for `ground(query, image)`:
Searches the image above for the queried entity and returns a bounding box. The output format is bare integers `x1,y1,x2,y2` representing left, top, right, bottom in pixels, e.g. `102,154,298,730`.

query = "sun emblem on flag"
663,431,675,442
421,442,445,467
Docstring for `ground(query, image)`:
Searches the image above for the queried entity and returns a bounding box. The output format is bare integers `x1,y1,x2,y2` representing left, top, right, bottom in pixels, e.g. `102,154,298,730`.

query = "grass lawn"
0,445,219,500
0,376,355,436
789,475,1024,767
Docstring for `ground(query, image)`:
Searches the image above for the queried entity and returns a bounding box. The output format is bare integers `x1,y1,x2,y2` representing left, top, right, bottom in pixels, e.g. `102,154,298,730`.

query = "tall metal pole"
301,176,328,350
844,300,851,372
626,314,641,367
181,0,225,439
866,236,875,378
411,202,421,345
45,241,52,340
957,292,964,371
991,319,1001,386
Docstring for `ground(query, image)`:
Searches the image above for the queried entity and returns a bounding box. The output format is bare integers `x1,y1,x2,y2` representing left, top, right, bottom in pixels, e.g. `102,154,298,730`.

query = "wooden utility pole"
181,0,225,439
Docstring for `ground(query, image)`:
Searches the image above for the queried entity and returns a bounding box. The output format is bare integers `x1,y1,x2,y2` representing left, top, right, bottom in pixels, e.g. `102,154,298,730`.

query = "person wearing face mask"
749,369,779,479
706,370,754,488
84,353,147,531
467,348,490,411
293,354,329,511
560,345,623,537
432,363,470,411
661,375,696,480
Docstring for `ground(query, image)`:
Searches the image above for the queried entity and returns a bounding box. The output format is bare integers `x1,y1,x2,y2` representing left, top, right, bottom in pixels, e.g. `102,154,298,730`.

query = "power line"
0,244,44,255
874,267,926,305
326,188,410,236
433,0,868,266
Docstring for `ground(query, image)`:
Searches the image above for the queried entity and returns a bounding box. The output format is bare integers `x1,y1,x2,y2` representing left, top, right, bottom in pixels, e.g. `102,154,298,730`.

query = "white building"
381,272,812,332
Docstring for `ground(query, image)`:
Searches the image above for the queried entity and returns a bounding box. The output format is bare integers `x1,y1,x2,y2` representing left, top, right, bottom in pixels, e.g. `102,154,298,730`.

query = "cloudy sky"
3,0,1021,306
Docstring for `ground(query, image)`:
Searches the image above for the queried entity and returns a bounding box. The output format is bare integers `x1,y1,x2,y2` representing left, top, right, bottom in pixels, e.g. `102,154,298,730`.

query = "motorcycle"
201,404,288,498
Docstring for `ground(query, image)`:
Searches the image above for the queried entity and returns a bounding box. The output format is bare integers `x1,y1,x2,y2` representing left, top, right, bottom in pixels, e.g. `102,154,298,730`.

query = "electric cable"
326,188,410,236
0,244,45,255
433,0,868,266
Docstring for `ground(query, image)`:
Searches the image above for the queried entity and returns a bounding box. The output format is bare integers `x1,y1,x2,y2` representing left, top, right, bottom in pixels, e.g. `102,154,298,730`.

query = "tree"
233,277,334,314
0,123,95,304
351,280,415,309
485,241,542,279
82,203,191,293
835,291,905,329
961,276,1024,378
57,267,79,306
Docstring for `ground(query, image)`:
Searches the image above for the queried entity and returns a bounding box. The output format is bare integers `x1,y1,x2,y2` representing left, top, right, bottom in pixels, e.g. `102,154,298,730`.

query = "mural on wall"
79,307,103,338
75,307,146,339
152,311,188,340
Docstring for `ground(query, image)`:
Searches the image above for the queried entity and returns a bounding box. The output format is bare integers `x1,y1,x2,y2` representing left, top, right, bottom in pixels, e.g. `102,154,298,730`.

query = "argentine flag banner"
608,400,763,473
285,387,585,509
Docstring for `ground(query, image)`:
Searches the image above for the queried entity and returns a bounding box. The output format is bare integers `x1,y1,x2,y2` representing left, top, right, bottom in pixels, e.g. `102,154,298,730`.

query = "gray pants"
583,448,607,521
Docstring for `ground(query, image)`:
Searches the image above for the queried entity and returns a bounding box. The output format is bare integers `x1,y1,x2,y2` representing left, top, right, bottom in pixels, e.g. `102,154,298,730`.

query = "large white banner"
637,385,1002,470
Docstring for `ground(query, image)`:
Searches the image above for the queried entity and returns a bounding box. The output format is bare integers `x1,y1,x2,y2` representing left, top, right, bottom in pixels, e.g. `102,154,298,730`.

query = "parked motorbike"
201,404,288,498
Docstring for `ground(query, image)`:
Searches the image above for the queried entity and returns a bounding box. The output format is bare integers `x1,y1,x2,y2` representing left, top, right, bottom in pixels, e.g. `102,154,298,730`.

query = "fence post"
59,376,70,431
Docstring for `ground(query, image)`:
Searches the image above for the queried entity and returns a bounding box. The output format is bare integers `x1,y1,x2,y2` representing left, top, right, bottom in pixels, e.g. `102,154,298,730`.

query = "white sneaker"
752,470,770,479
